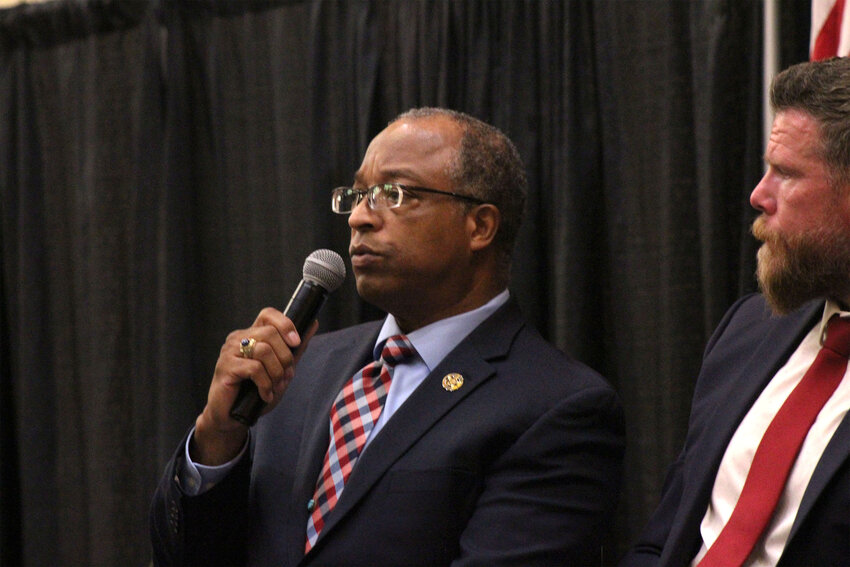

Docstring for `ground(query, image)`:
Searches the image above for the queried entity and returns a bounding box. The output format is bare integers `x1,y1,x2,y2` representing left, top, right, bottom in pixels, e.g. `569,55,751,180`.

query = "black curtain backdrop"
0,0,810,565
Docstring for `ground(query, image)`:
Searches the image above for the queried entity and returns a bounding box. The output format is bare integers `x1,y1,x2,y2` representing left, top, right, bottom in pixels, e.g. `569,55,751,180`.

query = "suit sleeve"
150,432,252,566
452,384,625,566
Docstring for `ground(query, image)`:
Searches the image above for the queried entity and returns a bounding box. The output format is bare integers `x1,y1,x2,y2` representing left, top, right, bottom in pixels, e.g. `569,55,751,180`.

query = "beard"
752,215,850,315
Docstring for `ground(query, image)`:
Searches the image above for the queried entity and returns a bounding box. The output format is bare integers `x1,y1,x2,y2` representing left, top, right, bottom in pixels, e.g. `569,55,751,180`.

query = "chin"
354,277,390,310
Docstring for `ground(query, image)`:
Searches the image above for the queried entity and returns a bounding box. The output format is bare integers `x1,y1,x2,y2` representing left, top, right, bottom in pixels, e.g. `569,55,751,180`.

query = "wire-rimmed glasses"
331,183,486,214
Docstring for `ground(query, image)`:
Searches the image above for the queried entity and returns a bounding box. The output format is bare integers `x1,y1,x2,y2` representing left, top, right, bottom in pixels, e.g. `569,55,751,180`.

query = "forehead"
355,116,462,185
767,109,823,163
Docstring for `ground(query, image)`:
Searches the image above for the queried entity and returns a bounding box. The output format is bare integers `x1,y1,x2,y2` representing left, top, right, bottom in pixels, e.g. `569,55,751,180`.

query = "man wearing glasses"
150,108,624,566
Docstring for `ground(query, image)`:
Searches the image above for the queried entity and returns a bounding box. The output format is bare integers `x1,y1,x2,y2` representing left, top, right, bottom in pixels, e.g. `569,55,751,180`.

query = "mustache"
751,216,783,248
751,215,769,241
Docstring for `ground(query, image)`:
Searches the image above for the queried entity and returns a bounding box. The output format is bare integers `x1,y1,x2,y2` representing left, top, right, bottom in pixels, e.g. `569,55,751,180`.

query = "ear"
466,204,500,252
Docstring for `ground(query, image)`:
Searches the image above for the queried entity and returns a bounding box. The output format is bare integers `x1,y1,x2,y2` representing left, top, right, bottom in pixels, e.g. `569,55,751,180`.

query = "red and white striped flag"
811,0,850,59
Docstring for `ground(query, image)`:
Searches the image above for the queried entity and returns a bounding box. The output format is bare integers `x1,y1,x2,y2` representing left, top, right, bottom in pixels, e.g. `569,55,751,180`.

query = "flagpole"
763,0,780,149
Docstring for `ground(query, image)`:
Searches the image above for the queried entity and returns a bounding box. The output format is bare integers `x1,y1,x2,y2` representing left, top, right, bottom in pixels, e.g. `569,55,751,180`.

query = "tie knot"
379,334,416,367
823,314,850,358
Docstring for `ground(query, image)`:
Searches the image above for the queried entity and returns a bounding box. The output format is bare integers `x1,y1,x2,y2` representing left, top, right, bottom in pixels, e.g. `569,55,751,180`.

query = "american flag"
811,0,850,59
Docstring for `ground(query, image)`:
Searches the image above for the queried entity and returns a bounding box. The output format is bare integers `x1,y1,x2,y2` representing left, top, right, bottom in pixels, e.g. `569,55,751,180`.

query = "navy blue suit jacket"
621,294,850,566
151,299,625,566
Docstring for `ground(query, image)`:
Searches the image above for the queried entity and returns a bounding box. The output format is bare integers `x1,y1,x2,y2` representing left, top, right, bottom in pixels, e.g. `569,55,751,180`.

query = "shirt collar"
375,289,510,370
820,300,850,345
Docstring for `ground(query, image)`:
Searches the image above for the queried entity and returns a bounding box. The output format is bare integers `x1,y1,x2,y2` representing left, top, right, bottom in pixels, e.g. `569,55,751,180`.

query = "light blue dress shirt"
181,290,510,495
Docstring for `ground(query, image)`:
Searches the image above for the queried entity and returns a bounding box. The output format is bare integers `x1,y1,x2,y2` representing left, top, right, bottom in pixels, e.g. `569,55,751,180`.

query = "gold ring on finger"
240,337,257,359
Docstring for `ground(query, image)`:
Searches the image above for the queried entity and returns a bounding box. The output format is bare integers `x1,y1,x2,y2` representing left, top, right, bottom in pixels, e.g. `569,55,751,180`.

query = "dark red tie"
305,334,416,552
698,314,850,567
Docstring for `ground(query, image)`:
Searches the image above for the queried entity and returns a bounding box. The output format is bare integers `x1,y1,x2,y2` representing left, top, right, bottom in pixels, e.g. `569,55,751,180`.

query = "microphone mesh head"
303,249,346,291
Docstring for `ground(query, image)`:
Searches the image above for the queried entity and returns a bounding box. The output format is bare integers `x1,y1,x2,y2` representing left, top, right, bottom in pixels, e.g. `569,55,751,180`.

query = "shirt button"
307,499,315,512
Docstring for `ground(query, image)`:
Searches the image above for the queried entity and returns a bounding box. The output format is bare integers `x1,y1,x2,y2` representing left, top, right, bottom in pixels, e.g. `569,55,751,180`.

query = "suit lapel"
663,300,822,566
307,299,523,553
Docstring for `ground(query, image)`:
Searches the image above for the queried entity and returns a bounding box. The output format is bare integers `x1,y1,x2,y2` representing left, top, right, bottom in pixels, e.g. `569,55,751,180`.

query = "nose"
750,170,777,215
348,198,381,231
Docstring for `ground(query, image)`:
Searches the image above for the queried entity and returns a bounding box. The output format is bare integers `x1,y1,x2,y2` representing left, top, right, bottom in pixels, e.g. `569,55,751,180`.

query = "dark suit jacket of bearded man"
621,293,850,566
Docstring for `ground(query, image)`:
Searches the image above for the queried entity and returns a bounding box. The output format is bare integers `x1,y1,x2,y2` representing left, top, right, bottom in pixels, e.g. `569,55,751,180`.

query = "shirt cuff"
178,426,250,496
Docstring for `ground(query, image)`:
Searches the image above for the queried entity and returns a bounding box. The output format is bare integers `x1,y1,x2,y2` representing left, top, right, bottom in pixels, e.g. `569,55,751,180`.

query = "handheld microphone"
229,249,346,426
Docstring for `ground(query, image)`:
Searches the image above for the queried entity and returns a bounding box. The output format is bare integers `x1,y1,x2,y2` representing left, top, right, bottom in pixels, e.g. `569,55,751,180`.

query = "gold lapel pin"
442,373,464,392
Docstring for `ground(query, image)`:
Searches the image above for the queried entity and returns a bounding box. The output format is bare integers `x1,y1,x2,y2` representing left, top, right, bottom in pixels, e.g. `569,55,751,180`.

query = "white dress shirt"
180,290,510,496
692,301,850,566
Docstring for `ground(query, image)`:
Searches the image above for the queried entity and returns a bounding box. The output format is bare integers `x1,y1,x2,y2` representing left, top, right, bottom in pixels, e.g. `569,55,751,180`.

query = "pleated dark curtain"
0,0,810,565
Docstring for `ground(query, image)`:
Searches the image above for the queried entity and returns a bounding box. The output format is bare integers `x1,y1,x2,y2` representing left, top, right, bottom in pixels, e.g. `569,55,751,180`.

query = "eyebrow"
353,168,422,186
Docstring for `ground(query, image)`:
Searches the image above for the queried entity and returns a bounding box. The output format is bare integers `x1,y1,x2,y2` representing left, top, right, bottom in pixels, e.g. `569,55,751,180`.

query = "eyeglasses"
331,183,486,214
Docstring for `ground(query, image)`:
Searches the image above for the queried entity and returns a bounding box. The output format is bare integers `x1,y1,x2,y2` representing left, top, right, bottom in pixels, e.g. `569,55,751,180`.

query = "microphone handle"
229,280,329,426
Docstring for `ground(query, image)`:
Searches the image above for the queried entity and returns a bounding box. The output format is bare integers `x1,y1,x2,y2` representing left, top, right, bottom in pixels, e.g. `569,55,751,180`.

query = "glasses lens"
332,187,360,213
372,184,402,209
